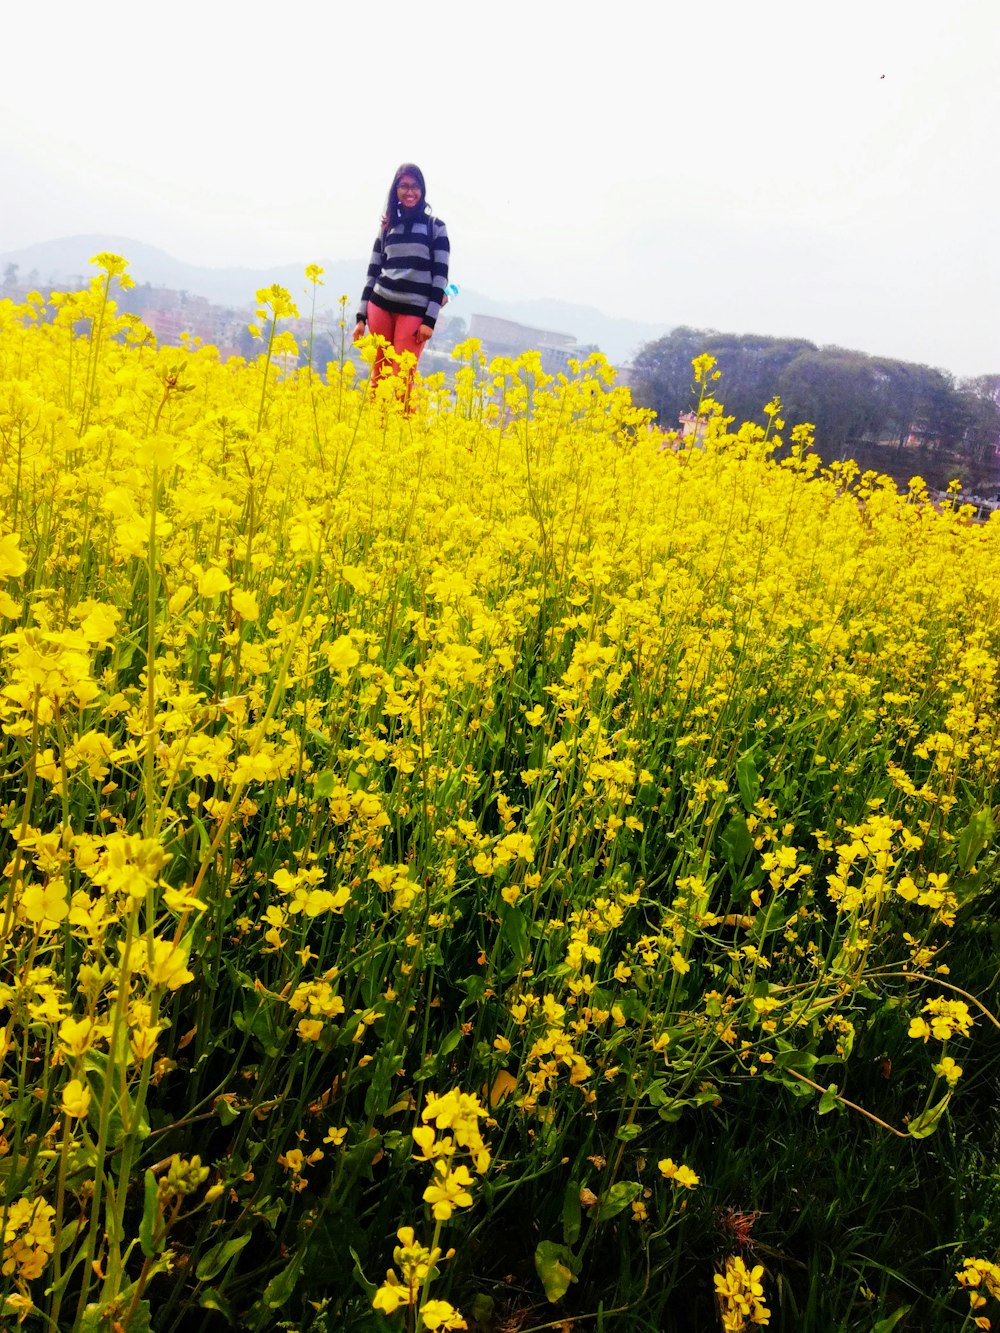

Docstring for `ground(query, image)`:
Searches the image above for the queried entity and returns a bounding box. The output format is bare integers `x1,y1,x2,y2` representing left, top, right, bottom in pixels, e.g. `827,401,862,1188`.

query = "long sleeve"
421,218,450,329
356,231,384,325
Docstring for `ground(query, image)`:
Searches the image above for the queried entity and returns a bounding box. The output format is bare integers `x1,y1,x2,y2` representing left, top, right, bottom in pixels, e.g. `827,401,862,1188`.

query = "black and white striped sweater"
357,206,450,329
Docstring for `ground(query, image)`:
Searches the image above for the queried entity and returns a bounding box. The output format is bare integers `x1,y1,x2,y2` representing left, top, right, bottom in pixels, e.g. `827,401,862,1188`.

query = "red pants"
366,303,426,393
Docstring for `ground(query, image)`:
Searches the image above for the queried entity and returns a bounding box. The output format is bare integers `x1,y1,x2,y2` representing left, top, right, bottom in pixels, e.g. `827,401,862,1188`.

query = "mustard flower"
372,1270,409,1315
423,1163,475,1220
60,1078,92,1118
20,881,69,929
933,1056,963,1087
658,1158,700,1189
714,1255,770,1330
420,1299,468,1330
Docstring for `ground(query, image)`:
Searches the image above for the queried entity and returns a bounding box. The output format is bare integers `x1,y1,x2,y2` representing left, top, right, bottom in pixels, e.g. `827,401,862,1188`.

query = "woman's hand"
415,324,433,344
352,320,366,342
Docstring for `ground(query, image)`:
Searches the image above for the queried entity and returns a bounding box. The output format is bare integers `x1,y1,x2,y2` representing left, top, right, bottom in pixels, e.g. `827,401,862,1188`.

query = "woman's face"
396,174,422,206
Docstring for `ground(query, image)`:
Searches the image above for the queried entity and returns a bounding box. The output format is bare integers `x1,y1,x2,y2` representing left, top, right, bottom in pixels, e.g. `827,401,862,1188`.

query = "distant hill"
0,235,361,312
0,236,666,364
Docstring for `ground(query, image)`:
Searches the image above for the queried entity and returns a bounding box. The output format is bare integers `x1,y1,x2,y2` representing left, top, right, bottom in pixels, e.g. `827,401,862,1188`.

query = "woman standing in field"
353,163,450,392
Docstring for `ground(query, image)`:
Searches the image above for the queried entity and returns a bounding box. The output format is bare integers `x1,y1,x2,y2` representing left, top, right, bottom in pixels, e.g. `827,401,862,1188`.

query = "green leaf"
615,1123,642,1143
689,1084,721,1109
216,1097,239,1127
189,813,211,854
614,989,647,1023
261,1254,302,1309
413,1028,462,1084
562,1179,582,1245
343,1131,384,1179
871,1307,911,1332
595,1181,641,1221
470,1293,495,1327
763,1051,816,1097
199,1287,236,1325
350,1246,377,1300
837,1024,855,1061
196,1232,251,1281
122,1301,154,1333
645,1079,668,1106
461,973,486,1008
736,751,760,813
817,1084,840,1116
534,1240,578,1303
957,807,995,873
952,875,988,907
80,1290,153,1332
908,1092,950,1140
250,1193,285,1231
232,994,282,1056
139,1169,160,1258
437,1026,462,1060
314,769,337,798
774,1044,818,1076
500,905,529,970
114,637,139,672
721,814,754,869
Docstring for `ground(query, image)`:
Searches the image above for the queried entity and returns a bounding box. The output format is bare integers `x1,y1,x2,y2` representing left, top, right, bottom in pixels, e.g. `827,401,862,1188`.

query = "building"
468,314,579,376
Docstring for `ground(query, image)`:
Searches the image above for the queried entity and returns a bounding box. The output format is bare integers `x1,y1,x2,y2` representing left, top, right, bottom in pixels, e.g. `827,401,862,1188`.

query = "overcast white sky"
1,0,997,376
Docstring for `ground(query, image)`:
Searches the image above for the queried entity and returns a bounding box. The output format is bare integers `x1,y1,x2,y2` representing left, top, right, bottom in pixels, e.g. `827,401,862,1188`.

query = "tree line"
630,328,1000,492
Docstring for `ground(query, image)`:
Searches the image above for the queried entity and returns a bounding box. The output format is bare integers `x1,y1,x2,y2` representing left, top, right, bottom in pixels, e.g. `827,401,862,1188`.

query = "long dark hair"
382,162,428,232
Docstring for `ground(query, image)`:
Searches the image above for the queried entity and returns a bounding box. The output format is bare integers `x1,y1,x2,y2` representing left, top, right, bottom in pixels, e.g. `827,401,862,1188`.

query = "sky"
1,0,997,377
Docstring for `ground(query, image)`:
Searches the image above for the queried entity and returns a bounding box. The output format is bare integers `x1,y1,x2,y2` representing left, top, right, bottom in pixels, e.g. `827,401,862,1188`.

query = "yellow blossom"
658,1158,700,1189
20,881,68,929
60,1078,92,1118
423,1163,475,1219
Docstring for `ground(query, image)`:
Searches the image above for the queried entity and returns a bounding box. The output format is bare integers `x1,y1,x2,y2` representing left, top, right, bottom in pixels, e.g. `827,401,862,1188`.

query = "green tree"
631,327,995,487
954,374,1000,486
780,349,895,458
629,327,722,426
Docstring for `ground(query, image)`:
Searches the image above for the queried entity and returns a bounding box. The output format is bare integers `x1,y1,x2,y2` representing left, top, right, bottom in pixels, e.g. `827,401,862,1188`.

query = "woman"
353,163,450,392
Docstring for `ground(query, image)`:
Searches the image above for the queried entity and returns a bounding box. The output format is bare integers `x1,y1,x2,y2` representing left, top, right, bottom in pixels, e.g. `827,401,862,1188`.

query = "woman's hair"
383,163,427,230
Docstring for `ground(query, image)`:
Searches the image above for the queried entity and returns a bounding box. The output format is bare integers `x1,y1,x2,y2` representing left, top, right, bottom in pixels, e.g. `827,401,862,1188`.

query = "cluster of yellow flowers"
372,1229,466,1330
658,1157,700,1191
372,1090,491,1329
2,1199,55,1284
714,1255,771,1330
908,997,975,1044
956,1257,1000,1330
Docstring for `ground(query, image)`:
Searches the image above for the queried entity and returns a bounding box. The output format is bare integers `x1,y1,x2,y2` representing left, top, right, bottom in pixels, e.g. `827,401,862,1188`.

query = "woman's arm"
355,230,385,331
420,218,450,332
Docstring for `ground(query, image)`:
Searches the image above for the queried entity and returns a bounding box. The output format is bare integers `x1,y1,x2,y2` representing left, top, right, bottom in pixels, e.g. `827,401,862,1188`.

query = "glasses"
396,182,421,194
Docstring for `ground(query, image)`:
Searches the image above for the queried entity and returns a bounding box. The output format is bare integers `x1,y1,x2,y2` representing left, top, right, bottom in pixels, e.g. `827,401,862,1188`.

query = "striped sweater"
357,206,450,330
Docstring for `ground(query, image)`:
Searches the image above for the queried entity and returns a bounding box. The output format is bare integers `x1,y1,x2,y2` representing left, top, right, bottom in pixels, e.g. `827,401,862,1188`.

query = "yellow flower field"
0,256,997,1332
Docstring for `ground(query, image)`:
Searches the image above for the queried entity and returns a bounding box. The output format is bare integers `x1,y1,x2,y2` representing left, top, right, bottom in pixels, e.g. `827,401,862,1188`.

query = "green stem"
73,910,138,1325
257,316,278,433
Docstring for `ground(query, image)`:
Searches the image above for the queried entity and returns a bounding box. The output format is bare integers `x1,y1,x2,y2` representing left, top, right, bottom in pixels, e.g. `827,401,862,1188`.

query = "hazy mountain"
0,235,360,312
0,236,666,364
